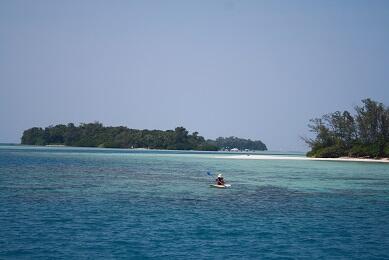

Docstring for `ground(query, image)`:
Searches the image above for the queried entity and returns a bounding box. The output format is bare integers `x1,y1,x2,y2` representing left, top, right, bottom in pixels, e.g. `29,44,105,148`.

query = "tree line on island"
304,99,389,158
21,123,267,151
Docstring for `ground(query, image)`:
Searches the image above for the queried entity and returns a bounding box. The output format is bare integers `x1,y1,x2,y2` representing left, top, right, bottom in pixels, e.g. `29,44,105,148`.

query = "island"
304,99,389,159
21,123,267,152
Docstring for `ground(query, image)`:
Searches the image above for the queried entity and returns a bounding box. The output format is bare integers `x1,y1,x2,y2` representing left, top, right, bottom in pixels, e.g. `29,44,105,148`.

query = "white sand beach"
217,154,389,163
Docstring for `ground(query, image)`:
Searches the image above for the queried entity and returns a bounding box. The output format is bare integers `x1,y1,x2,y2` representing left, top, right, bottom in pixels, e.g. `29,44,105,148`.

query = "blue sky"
1,0,388,151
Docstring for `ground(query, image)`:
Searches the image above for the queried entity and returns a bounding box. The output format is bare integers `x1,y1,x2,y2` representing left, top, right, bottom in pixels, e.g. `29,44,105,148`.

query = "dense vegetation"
208,136,267,151
304,99,389,158
21,123,267,151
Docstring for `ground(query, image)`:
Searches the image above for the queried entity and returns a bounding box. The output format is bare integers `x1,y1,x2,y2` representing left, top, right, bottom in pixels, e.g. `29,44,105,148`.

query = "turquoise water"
1,146,389,259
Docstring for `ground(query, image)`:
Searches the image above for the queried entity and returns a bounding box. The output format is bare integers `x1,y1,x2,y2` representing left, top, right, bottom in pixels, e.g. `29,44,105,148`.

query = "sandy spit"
215,154,389,163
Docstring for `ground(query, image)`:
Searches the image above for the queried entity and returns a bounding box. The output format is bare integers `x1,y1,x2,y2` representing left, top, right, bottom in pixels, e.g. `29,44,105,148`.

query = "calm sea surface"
1,145,388,259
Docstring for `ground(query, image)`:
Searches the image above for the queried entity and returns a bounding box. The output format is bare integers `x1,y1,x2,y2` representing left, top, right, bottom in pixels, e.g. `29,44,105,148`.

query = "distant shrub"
313,145,347,158
349,144,381,158
307,145,347,158
385,143,389,157
306,150,315,157
196,144,219,151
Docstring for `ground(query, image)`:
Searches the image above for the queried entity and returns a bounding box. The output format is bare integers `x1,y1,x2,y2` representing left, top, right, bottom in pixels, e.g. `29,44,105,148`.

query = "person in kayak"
216,173,225,185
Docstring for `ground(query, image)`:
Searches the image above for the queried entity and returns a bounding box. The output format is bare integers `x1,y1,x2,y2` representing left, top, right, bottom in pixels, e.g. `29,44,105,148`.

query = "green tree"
21,127,46,145
305,99,389,158
20,123,267,152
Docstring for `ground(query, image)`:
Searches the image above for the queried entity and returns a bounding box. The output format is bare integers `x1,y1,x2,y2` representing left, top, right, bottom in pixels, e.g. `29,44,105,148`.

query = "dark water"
1,146,389,259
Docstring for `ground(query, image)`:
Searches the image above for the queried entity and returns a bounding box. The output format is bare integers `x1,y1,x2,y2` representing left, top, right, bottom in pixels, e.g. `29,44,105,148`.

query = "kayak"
210,184,231,189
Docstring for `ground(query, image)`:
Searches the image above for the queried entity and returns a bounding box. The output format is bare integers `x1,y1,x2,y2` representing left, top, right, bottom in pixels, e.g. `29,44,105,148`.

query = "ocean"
1,145,388,259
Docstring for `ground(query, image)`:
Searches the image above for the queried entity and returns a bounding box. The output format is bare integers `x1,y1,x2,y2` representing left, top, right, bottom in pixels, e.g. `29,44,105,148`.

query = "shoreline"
1,144,387,163
2,144,269,154
216,154,389,163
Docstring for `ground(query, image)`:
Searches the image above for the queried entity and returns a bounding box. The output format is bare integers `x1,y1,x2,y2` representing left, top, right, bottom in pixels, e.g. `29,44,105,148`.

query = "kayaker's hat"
218,173,223,178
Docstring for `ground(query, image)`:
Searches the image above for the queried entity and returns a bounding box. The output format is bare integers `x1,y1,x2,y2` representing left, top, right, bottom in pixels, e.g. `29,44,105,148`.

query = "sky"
1,0,389,151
